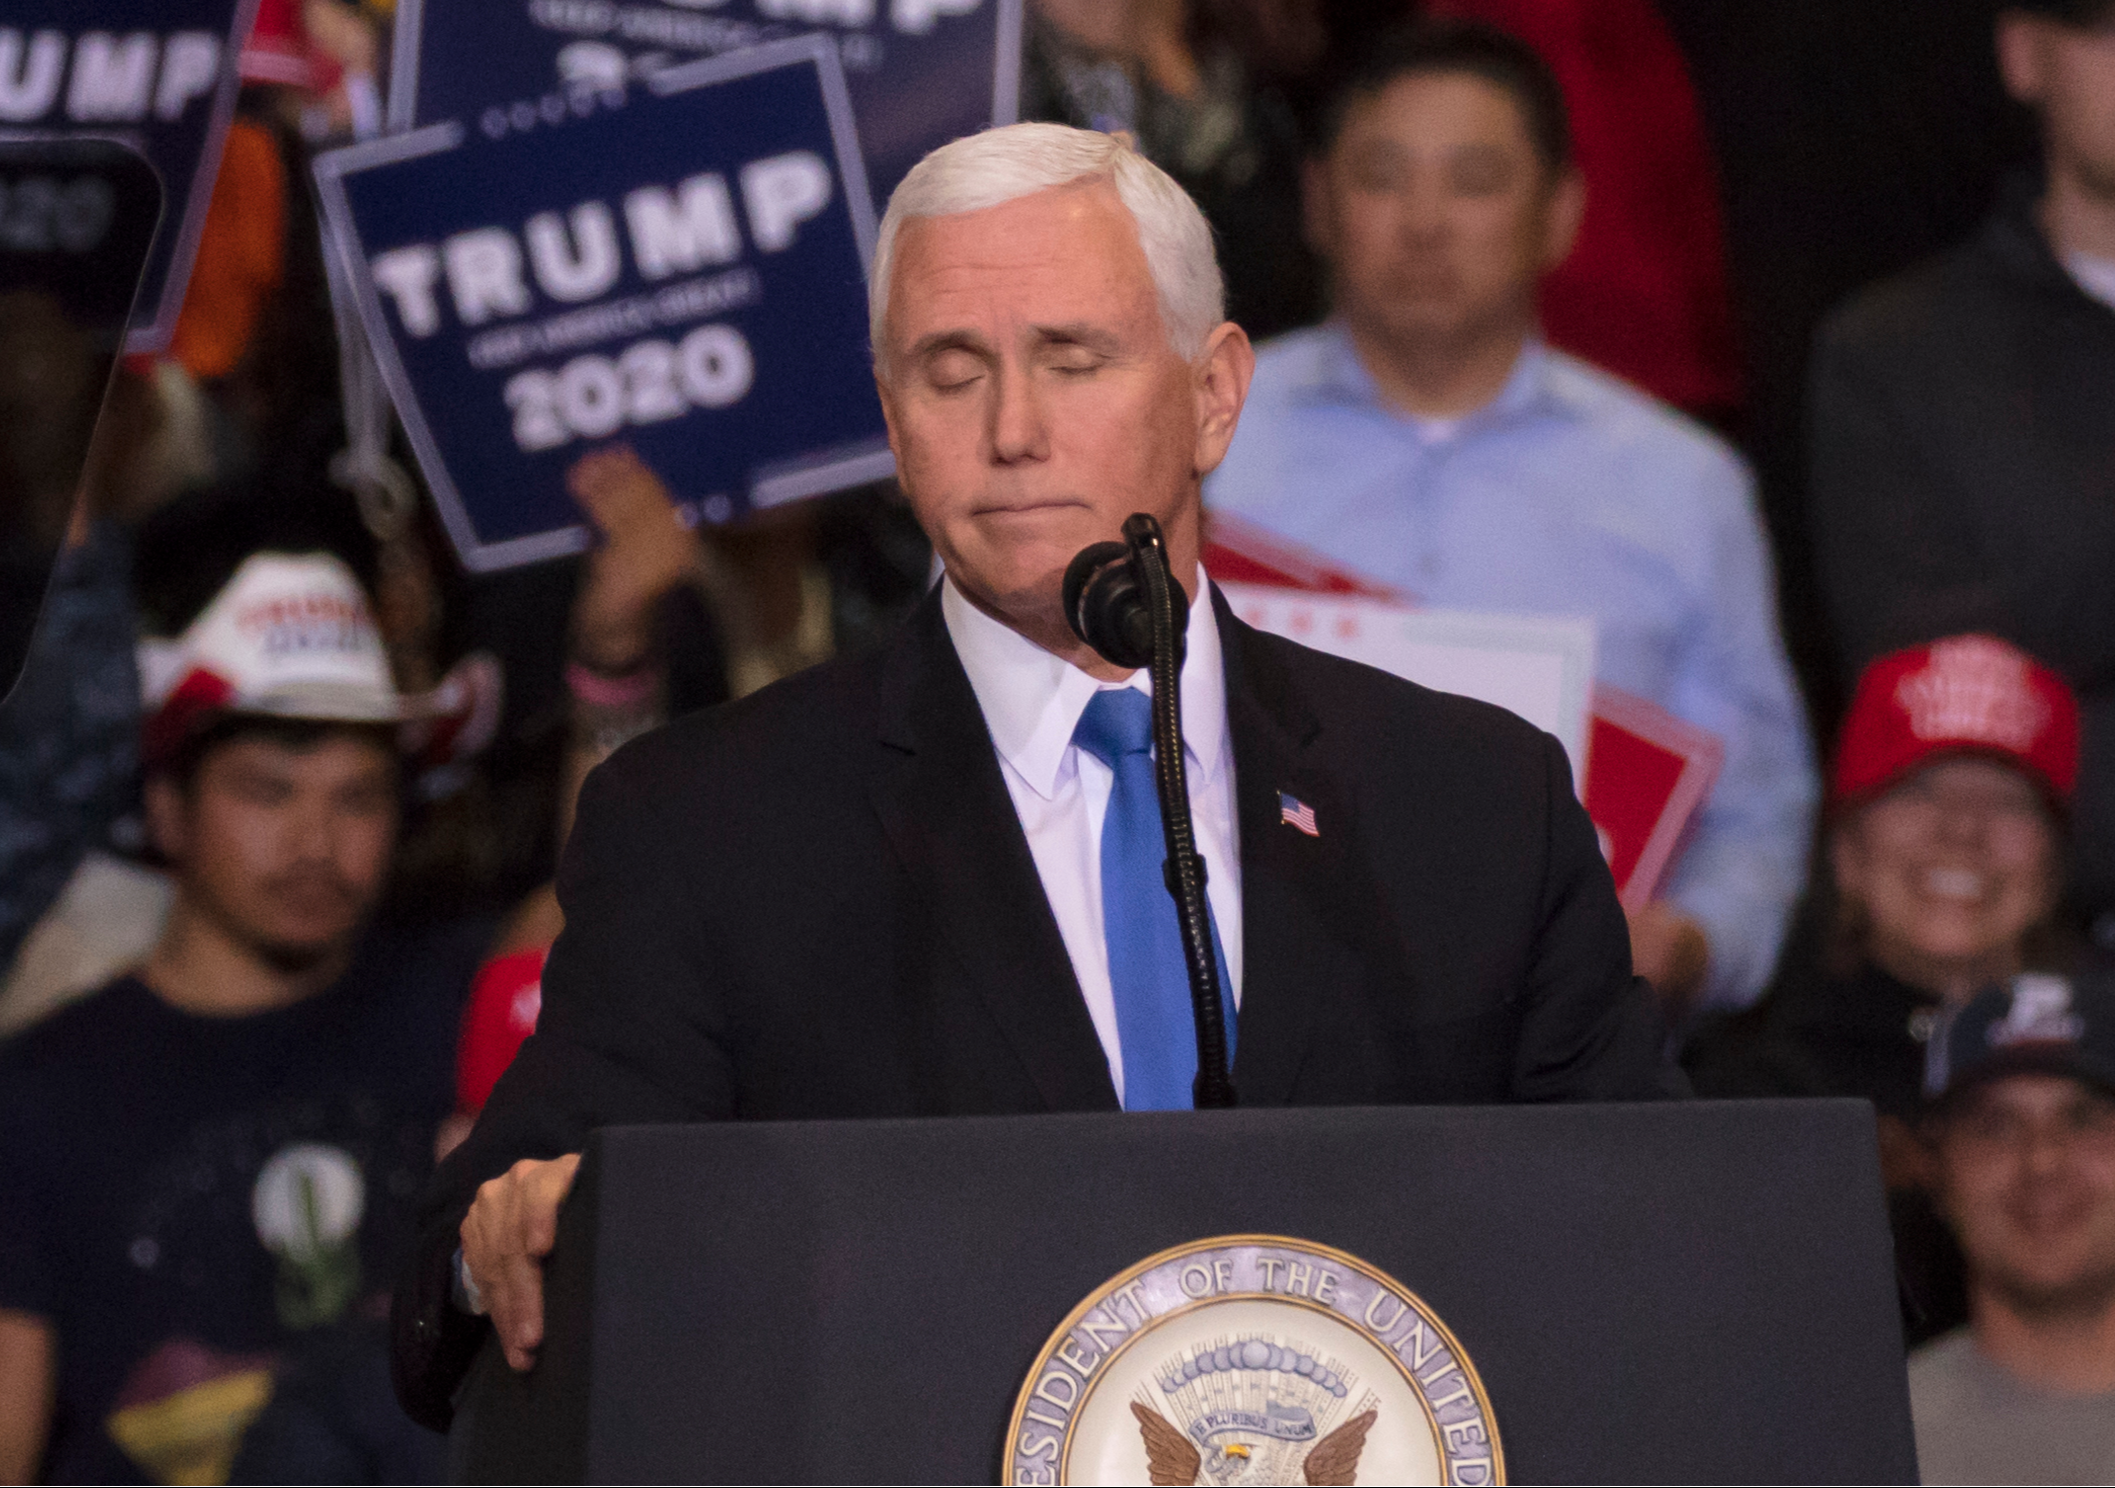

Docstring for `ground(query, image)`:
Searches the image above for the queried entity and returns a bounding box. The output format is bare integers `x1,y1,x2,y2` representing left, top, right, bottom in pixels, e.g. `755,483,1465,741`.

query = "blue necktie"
1072,688,1235,1111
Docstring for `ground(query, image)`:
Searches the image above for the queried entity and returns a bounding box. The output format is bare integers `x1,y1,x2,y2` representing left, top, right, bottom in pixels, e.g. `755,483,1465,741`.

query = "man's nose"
286,799,341,862
2019,1122,2073,1179
1394,180,1453,244
988,363,1049,466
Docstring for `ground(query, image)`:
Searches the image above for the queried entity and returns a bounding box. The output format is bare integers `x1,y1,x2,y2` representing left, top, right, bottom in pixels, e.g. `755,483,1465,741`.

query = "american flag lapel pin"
1279,792,1319,837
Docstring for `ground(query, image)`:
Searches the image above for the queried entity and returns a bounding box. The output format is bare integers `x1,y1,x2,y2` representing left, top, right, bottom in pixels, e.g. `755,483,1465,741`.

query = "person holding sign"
1204,21,1818,1017
391,122,1679,1424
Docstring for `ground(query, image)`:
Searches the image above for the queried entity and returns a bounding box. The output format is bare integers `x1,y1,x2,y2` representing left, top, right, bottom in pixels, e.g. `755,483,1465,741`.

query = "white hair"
869,123,1225,371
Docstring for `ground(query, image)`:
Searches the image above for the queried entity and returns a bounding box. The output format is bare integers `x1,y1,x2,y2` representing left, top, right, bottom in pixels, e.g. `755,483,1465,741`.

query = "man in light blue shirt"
1207,21,1815,1013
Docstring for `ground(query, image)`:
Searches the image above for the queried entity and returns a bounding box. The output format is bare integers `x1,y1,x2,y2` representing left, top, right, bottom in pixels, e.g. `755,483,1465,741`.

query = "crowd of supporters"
1,0,2112,1481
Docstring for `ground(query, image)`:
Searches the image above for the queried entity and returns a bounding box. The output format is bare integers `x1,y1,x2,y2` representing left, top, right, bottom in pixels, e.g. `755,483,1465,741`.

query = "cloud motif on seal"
1163,1339,1350,1399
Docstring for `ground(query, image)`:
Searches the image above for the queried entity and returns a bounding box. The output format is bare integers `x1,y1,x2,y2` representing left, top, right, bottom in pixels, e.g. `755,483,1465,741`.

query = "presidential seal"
1005,1236,1502,1487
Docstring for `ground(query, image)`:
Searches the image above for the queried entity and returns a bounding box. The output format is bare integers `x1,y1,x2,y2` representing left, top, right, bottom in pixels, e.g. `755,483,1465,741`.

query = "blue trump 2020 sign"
1,1,258,353
315,38,887,572
390,0,1020,204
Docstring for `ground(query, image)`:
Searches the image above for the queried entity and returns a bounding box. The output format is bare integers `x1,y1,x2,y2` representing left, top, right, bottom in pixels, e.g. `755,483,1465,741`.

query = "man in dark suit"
393,122,1678,1426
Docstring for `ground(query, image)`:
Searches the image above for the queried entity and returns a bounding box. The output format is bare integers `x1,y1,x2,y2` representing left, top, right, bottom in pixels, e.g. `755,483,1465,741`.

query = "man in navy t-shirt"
0,554,470,1483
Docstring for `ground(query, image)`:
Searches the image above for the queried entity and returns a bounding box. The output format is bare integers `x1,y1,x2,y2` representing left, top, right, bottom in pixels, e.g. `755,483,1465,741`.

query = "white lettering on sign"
526,202,621,302
67,33,157,122
463,266,761,369
0,31,65,121
374,155,835,338
371,245,445,337
502,323,755,452
0,174,117,253
624,175,742,279
757,0,877,26
738,152,832,253
0,29,222,125
890,0,983,34
153,33,222,122
443,229,533,326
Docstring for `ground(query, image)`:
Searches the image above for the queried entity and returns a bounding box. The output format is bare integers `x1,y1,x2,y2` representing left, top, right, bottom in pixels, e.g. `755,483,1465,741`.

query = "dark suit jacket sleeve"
392,736,738,1428
1514,732,1688,1103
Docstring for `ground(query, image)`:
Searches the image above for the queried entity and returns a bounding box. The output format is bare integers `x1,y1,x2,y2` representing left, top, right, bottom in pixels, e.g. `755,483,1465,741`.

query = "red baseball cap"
1833,635,2080,810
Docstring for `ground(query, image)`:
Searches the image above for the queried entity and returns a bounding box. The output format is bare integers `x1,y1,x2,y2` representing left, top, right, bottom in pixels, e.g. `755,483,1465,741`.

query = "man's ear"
144,774,189,865
1192,320,1256,477
1541,168,1586,273
1995,12,2048,106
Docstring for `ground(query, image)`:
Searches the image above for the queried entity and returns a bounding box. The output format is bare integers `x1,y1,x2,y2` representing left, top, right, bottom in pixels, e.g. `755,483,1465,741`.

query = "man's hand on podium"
462,1153,582,1371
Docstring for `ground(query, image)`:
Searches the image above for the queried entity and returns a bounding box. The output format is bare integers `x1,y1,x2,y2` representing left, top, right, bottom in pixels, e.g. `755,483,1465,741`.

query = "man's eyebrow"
1032,323,1124,353
905,329,992,362
1446,141,1518,166
1344,136,1410,165
904,324,1125,362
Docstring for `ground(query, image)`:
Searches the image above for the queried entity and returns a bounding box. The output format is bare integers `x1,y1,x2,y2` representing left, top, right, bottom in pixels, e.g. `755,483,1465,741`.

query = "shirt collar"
940,569,1230,802
1296,320,1576,428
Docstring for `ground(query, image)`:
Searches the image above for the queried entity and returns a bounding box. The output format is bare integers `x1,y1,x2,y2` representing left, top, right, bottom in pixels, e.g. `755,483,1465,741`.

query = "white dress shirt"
939,574,1243,1105
2065,248,2115,313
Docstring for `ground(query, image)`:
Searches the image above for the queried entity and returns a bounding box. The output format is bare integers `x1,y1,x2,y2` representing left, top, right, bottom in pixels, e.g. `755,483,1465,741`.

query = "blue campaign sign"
391,0,1020,205
0,2,258,353
315,38,889,572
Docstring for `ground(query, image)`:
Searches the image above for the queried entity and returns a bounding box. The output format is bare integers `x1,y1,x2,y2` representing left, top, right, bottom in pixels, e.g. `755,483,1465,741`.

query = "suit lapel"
868,592,1119,1113
1218,590,1369,1107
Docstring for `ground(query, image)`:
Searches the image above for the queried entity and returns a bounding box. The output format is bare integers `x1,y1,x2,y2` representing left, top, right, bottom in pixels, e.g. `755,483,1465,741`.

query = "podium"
450,1101,1918,1483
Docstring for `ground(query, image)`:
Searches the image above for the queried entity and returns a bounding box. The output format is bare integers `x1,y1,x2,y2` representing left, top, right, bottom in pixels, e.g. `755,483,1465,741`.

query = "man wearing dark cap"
1913,973,2115,1483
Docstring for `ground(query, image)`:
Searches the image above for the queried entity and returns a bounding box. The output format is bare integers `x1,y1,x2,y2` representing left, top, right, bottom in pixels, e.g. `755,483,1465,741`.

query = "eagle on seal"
1130,1402,1378,1486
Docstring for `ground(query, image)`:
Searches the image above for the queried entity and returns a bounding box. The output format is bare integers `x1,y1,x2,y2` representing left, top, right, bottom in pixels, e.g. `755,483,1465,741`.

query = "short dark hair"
1312,19,1573,174
2006,0,2115,26
160,713,400,794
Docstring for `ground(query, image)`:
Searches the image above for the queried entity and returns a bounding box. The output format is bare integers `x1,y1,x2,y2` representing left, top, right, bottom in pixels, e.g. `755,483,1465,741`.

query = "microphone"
1063,516,1235,1110
1063,534,1189,672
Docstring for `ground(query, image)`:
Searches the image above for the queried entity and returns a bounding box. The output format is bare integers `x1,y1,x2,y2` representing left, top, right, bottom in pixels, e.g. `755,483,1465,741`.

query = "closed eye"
1032,322,1122,374
1044,349,1105,376
922,347,986,391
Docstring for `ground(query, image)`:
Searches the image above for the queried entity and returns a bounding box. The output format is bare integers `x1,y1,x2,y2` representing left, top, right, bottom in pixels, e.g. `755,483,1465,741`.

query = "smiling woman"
1823,635,2079,1008
1687,633,2082,1343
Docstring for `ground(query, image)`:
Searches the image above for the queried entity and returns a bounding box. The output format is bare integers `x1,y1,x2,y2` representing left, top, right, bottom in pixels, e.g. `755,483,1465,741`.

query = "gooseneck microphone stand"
1062,514,1237,1110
